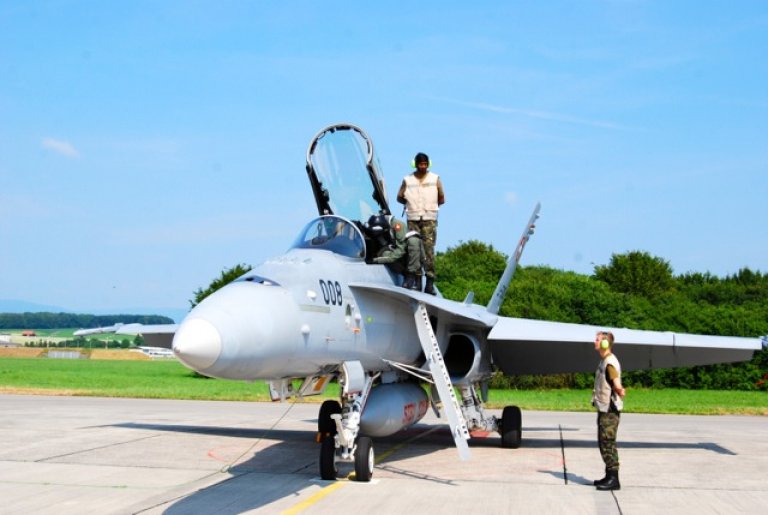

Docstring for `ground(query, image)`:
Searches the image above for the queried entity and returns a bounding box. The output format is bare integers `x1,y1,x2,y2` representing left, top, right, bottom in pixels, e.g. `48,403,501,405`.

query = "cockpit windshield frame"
305,123,390,223
290,215,366,260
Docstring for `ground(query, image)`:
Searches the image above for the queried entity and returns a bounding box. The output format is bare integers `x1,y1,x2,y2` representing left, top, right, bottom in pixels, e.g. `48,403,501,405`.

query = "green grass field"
2,328,79,338
1,357,765,415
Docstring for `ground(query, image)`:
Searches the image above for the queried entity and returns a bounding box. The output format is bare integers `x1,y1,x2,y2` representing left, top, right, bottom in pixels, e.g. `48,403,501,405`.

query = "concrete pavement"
0,394,765,514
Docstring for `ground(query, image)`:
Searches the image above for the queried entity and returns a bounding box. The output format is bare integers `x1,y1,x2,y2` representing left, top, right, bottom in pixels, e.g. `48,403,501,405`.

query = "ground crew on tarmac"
396,152,444,295
366,214,425,290
591,331,626,491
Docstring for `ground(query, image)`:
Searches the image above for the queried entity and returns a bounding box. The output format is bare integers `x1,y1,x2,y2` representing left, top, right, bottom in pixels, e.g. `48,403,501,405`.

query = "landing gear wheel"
318,400,341,438
319,436,338,480
354,436,374,482
501,405,522,449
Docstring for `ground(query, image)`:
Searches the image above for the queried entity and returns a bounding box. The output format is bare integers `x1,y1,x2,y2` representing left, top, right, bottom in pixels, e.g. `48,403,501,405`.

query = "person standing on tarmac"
396,152,445,295
591,331,626,491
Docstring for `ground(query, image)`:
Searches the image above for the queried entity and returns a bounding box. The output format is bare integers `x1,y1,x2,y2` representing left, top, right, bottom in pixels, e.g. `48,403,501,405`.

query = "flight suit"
372,218,424,276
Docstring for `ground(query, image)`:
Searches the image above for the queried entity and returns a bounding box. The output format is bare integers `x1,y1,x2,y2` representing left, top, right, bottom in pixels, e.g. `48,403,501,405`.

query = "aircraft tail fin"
486,203,541,315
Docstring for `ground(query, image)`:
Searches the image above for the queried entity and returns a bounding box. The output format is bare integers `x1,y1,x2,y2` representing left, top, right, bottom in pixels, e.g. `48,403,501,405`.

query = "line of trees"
0,313,173,330
23,336,142,349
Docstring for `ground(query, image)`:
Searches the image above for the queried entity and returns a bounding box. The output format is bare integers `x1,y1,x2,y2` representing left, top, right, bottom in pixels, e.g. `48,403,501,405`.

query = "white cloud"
431,96,630,130
504,191,518,205
465,100,623,130
42,137,80,158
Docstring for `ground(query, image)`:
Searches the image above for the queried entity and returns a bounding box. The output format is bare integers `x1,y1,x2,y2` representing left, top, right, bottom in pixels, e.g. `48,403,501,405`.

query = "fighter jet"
84,123,763,482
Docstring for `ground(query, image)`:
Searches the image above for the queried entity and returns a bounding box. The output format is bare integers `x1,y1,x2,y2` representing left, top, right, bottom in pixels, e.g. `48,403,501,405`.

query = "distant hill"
0,312,175,330
0,299,186,323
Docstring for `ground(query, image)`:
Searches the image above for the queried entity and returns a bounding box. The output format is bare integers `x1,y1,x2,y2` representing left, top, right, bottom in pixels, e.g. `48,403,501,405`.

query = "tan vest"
403,172,440,221
592,354,623,413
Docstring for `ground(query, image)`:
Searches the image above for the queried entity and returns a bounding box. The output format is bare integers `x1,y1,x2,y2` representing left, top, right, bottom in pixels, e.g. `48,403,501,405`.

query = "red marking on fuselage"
403,402,416,424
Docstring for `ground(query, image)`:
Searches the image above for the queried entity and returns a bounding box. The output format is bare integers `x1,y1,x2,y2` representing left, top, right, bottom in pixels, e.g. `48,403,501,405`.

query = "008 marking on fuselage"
318,279,343,306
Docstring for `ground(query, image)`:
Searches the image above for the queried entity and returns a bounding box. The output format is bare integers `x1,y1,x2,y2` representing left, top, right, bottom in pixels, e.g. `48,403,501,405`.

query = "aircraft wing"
74,323,178,349
351,283,761,375
488,317,762,375
349,283,498,328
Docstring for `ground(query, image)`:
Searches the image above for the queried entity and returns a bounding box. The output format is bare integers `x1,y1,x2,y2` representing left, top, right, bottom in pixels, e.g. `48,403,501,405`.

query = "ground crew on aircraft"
397,152,444,295
591,330,626,491
367,214,425,290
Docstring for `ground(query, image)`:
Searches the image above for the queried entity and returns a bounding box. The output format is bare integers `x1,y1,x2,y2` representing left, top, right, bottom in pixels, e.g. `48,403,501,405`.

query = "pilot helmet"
367,214,390,234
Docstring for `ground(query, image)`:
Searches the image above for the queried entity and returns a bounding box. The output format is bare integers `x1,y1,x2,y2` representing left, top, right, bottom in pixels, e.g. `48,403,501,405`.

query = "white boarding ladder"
412,301,471,460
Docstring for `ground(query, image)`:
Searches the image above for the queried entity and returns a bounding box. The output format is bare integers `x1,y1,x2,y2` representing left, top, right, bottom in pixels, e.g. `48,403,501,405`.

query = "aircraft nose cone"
172,318,222,371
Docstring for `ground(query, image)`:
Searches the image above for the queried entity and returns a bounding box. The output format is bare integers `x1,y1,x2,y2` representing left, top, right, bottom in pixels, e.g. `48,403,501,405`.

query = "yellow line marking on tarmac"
282,481,346,515
282,426,442,514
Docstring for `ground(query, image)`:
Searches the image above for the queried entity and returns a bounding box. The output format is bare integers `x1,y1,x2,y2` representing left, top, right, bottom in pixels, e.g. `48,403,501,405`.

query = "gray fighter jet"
81,123,762,482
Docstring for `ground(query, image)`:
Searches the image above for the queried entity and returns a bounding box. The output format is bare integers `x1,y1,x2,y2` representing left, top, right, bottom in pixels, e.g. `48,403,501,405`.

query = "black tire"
354,436,374,482
501,405,522,449
319,436,337,480
318,400,341,437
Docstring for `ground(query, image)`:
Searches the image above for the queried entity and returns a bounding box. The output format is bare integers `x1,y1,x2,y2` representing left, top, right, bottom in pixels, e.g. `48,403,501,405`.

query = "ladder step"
412,302,471,460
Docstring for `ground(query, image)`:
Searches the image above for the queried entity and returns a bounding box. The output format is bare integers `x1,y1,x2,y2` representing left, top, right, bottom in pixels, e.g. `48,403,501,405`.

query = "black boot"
402,275,416,290
593,469,609,486
415,275,423,292
596,469,620,491
424,277,435,295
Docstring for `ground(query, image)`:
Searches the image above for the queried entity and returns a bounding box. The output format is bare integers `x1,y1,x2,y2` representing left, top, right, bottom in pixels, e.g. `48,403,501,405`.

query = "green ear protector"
412,152,431,169
600,339,610,350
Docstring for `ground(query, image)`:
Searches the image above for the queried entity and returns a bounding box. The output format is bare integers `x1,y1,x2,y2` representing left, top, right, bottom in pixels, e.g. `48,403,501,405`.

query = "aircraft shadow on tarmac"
114,421,343,513
113,421,466,513
113,421,736,456
111,421,735,513
523,438,736,455
113,422,308,441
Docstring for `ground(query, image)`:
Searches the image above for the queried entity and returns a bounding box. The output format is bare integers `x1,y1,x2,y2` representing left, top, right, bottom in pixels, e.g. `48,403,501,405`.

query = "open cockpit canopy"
306,123,390,223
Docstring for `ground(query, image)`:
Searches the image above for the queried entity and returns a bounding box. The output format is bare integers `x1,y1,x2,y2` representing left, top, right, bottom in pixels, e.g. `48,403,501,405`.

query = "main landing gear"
456,383,522,449
317,361,377,482
500,405,522,449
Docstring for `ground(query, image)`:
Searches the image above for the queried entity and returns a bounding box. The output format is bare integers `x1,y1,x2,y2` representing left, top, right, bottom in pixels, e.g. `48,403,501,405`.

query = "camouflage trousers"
597,411,620,471
407,219,437,278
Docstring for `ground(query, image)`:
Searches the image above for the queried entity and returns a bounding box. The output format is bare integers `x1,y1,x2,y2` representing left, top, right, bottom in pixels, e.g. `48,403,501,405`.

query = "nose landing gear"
317,361,377,482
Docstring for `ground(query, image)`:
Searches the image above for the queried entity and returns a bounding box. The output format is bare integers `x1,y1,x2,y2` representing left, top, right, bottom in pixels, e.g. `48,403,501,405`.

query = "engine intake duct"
443,333,481,381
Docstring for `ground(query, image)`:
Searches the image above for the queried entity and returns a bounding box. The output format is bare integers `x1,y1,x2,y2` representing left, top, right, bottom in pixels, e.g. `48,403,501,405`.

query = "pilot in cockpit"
365,214,426,291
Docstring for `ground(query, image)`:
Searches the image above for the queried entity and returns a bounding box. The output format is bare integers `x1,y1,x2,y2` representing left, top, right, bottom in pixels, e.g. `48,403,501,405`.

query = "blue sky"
1,1,766,320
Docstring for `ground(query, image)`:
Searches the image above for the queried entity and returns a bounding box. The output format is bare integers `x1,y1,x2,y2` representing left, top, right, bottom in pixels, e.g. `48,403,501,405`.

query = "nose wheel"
319,436,338,480
316,362,377,482
318,433,375,482
354,436,374,481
